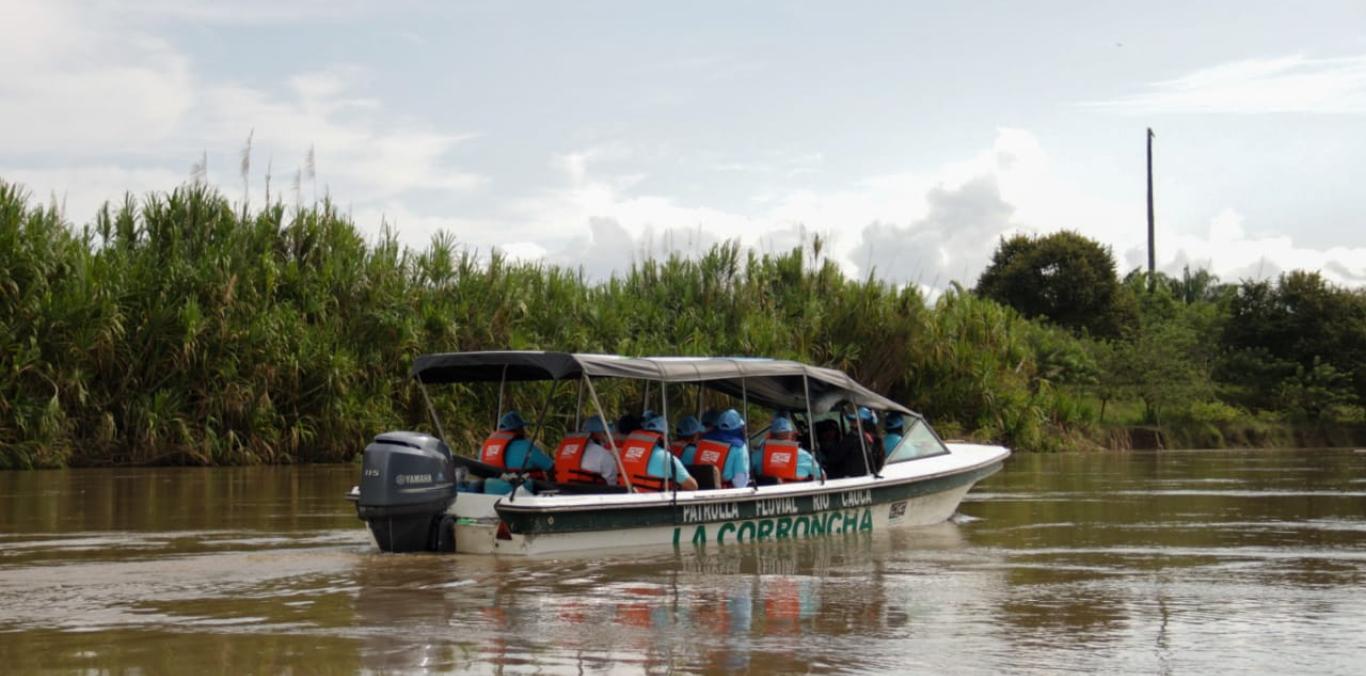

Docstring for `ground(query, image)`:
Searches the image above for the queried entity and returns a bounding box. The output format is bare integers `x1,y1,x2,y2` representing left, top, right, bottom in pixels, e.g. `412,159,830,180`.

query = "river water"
2,448,1363,674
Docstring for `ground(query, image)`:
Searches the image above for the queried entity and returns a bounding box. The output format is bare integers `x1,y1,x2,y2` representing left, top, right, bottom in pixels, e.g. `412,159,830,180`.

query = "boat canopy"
411,351,913,415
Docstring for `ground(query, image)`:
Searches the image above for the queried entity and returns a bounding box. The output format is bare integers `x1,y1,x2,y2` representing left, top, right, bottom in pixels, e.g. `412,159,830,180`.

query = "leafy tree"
1220,271,1366,412
975,231,1133,337
1109,320,1212,424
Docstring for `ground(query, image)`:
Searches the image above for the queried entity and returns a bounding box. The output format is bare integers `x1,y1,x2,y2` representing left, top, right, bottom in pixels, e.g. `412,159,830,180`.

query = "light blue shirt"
645,447,693,484
503,438,554,472
722,443,751,487
882,433,903,456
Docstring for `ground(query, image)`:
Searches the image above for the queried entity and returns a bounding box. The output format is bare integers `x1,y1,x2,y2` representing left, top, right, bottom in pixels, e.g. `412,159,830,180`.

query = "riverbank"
1096,421,1366,451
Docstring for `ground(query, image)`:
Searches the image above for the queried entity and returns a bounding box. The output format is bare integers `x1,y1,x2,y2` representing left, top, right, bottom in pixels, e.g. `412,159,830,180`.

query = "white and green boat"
350,351,1009,555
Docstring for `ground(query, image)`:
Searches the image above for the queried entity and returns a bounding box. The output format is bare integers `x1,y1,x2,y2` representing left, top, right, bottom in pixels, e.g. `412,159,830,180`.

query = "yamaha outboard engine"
355,432,458,553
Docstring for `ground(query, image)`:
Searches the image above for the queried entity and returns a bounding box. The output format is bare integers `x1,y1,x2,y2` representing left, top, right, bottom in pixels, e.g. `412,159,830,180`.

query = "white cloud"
1153,208,1366,286
0,1,193,155
91,0,381,24
499,130,1366,290
849,177,1021,288
0,166,187,225
0,0,483,226
1085,54,1366,114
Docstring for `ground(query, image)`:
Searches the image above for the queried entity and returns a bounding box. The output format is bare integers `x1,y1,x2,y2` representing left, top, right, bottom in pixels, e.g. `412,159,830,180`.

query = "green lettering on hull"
673,507,874,548
717,522,737,544
775,517,792,539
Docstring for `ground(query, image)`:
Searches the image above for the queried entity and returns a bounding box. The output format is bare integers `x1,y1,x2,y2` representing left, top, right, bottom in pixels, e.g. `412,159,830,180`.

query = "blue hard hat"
845,406,876,425
498,410,526,430
582,415,607,434
676,416,704,436
642,415,667,434
717,409,745,432
701,409,720,428
885,412,905,431
771,417,795,434
642,409,656,420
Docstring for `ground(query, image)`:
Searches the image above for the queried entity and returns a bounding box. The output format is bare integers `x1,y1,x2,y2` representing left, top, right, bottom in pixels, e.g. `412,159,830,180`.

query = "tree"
975,231,1132,337
1220,271,1366,412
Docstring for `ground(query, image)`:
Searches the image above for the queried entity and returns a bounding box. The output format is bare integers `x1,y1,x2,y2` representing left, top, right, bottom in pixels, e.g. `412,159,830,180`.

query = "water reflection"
2,449,1365,673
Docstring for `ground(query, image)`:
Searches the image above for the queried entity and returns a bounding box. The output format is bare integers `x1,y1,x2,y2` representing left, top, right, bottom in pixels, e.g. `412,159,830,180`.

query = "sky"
4,0,1366,288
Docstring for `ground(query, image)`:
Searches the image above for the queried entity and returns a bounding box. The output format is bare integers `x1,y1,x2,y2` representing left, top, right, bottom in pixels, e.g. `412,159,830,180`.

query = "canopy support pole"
659,374,677,501
574,377,584,429
854,404,873,478
584,374,632,492
739,365,752,490
522,378,561,471
803,374,823,484
495,364,509,428
417,380,447,443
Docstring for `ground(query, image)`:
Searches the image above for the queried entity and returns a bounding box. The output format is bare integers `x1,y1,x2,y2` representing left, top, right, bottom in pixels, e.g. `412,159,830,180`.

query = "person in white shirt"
577,415,619,485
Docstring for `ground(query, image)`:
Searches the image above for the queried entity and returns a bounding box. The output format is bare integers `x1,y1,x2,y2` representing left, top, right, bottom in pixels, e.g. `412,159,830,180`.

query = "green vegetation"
975,230,1134,337
981,229,1366,448
2,179,1363,468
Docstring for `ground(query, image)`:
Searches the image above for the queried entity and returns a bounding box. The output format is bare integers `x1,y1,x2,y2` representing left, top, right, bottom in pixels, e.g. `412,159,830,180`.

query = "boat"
348,351,1009,555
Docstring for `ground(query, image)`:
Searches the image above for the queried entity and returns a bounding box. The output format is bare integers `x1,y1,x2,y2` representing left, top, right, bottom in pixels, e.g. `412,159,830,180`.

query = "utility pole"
1147,128,1156,292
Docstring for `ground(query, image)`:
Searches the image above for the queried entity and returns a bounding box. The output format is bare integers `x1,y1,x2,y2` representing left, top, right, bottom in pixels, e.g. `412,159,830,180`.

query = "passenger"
693,409,751,489
827,407,879,479
752,417,820,481
479,410,554,476
883,412,905,456
553,415,619,485
700,409,721,433
616,413,642,437
617,415,698,492
671,416,704,458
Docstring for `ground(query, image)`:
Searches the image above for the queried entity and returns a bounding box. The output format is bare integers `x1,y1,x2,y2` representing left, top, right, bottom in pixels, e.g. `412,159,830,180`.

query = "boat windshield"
885,419,949,463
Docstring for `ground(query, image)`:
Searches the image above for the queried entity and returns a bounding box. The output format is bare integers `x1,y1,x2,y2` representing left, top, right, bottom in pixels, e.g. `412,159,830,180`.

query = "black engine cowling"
355,431,458,553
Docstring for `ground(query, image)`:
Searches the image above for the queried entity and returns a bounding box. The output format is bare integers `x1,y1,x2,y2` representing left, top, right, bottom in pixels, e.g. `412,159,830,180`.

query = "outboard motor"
355,432,458,553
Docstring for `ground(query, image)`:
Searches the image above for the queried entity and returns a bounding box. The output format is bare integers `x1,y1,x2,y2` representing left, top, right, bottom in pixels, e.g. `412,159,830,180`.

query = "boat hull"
441,443,1008,556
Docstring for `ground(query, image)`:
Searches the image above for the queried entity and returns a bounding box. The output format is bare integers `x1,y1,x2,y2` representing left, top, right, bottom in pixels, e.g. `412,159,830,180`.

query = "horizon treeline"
2,180,1363,468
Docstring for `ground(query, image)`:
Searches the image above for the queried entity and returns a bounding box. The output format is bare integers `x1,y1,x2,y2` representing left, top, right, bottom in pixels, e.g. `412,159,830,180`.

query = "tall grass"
1,180,1087,468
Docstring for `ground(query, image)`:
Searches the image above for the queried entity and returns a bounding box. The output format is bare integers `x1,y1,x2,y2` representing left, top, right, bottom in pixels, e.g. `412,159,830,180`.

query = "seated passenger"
827,407,879,479
551,415,620,485
479,410,554,477
616,413,642,437
671,415,704,457
617,415,698,492
691,409,751,489
700,409,721,434
751,416,820,482
883,412,905,456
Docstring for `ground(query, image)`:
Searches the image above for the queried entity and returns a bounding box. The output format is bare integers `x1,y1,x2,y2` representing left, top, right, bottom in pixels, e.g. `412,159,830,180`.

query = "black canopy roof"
411,351,913,415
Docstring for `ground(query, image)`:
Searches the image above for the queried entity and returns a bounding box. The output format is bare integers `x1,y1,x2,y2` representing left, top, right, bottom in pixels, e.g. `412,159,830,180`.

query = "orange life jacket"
553,432,604,484
761,439,803,481
617,430,670,492
669,439,689,458
692,439,731,469
479,431,516,469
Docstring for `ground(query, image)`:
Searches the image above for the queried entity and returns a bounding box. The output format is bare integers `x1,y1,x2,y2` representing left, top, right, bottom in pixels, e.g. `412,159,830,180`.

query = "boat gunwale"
490,444,1010,516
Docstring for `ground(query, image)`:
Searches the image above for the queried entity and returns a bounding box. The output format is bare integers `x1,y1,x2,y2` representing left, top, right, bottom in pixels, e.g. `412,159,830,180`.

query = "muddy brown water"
2,448,1364,674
